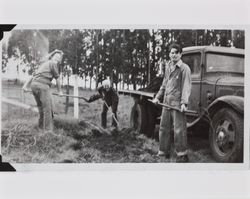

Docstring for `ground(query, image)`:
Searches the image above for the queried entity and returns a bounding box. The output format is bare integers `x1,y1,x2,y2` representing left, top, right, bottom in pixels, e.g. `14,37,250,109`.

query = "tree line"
2,29,245,90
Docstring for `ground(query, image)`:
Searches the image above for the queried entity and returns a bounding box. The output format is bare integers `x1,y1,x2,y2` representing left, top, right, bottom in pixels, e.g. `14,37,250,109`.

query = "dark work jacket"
89,86,119,106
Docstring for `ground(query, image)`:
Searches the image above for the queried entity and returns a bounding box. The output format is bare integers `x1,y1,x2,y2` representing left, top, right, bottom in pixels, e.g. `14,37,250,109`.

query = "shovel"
52,93,89,102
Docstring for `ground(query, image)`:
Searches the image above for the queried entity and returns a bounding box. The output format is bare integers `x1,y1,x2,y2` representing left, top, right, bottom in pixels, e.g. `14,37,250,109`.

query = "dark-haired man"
152,43,191,163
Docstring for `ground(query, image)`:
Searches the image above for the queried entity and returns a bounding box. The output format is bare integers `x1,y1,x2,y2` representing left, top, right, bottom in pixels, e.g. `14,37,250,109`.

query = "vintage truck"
118,46,244,163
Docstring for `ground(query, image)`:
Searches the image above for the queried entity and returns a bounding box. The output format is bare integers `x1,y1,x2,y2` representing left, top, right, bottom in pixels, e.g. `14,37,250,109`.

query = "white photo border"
0,24,249,171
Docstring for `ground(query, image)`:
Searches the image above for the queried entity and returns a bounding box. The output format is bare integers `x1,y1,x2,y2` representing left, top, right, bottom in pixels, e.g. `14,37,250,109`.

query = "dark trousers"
31,81,53,132
101,100,118,128
159,107,188,156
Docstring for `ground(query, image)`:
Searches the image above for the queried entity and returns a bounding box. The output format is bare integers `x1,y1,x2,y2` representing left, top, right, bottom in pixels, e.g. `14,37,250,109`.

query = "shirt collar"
168,59,182,69
174,59,183,67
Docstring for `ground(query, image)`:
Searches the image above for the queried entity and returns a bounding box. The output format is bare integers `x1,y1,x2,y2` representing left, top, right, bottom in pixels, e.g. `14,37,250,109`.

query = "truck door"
182,52,202,123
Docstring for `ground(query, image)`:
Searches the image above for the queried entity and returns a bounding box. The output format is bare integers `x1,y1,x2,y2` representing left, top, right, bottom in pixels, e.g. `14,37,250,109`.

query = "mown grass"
1,80,215,163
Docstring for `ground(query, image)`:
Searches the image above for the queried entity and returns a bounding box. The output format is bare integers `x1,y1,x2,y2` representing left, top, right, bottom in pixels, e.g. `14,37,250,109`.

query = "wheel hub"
215,119,235,154
218,129,225,141
216,127,229,147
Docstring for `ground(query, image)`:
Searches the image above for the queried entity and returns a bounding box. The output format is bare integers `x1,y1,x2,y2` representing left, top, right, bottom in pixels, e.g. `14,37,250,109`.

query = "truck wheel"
146,102,157,138
209,108,243,162
130,103,148,134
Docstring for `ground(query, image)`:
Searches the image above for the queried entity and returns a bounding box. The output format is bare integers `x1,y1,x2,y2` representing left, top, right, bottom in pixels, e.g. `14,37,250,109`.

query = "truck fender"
207,95,244,117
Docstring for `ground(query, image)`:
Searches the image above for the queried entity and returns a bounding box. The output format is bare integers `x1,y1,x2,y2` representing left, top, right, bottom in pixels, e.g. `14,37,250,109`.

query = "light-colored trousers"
31,81,53,132
159,107,188,156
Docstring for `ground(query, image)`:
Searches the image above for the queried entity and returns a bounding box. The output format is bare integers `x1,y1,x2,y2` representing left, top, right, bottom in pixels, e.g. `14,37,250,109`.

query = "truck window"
182,53,201,78
206,53,244,74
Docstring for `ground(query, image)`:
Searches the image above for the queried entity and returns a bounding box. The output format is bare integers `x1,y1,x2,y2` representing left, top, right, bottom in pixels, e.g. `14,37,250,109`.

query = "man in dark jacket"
88,79,119,128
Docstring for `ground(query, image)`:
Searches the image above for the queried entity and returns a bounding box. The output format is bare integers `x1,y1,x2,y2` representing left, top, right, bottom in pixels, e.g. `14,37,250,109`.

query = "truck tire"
209,108,243,162
130,103,148,135
146,102,157,138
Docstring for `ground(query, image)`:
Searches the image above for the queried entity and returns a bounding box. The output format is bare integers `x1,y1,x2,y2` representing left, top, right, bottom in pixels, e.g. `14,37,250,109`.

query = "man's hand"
180,104,187,112
85,99,90,103
22,86,31,92
58,91,63,97
152,98,159,105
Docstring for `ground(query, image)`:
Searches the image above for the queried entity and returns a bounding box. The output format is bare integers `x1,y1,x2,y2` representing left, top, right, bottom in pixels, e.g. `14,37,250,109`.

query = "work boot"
176,155,189,163
157,151,170,159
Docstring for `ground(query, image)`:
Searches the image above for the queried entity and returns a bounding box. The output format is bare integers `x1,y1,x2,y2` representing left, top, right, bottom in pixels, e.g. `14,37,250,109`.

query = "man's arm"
151,62,169,104
55,76,63,95
88,86,104,103
50,61,63,95
22,76,33,92
155,76,167,101
88,93,102,103
180,64,192,106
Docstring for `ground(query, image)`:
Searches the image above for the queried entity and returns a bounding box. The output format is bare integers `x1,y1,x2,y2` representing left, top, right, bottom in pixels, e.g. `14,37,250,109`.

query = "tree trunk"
122,74,125,90
133,83,136,90
90,76,92,90
84,76,87,89
73,74,79,119
95,30,99,89
65,74,70,114
147,30,151,86
127,83,129,90
195,30,198,46
151,30,156,81
119,73,122,90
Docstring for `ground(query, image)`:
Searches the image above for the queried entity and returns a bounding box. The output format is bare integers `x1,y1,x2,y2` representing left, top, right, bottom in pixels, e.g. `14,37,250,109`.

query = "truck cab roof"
183,46,244,56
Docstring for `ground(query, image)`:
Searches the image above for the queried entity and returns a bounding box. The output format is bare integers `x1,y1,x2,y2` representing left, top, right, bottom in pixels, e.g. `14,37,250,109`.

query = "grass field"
1,80,215,163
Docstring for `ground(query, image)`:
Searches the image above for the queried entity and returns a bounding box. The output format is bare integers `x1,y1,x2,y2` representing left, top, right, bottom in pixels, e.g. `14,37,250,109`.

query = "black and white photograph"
1,0,250,198
1,27,245,164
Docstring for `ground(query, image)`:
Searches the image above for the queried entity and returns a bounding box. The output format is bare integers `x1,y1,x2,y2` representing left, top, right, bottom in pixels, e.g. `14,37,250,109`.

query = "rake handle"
148,99,196,114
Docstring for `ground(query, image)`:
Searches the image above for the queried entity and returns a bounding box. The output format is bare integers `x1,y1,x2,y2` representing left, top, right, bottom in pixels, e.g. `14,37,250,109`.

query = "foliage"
3,29,245,88
2,42,8,72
